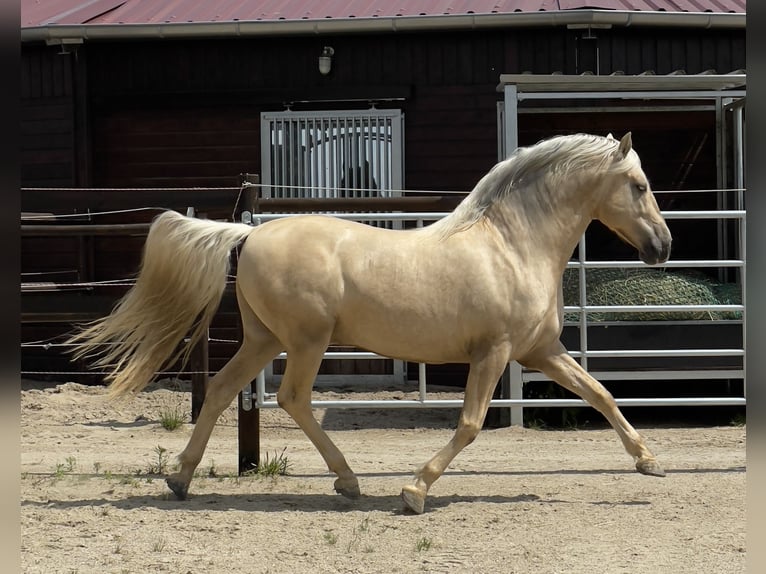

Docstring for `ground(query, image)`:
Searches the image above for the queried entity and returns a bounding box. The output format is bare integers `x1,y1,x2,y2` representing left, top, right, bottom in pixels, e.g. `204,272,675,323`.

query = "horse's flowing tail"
68,210,254,398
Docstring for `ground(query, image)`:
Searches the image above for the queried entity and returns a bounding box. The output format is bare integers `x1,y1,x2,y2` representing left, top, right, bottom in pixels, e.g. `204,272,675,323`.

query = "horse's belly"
331,315,471,364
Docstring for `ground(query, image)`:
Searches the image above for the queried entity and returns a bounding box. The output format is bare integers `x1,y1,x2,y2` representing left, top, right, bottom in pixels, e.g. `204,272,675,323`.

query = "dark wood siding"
21,46,76,187
92,106,260,188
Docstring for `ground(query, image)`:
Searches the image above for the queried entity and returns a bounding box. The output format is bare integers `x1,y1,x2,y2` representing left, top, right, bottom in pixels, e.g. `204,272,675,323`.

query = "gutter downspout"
21,10,746,43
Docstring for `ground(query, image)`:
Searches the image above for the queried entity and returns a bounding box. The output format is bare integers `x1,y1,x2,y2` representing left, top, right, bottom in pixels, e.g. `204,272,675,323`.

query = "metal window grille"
261,110,404,222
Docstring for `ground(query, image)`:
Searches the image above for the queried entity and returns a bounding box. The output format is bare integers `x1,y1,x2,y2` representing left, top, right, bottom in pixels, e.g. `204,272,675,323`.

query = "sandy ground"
20,378,746,574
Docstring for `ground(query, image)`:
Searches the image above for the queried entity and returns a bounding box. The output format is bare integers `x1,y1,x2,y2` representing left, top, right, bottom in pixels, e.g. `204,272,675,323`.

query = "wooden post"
186,206,209,423
238,387,260,474
234,178,261,473
190,333,209,423
239,173,261,216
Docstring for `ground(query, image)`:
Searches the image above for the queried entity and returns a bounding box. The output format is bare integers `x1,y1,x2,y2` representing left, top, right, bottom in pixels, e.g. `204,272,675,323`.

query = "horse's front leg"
521,342,665,477
401,343,511,514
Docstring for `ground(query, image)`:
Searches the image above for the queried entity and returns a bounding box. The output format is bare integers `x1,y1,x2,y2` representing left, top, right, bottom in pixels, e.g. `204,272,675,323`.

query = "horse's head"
594,133,672,265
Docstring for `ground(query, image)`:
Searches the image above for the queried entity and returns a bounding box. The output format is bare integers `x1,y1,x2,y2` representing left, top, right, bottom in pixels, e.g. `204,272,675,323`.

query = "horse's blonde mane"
433,133,638,238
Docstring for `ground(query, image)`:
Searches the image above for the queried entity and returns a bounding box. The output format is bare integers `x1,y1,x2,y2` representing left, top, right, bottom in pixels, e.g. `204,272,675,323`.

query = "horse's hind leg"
166,332,282,500
401,343,510,514
522,343,665,477
276,342,360,498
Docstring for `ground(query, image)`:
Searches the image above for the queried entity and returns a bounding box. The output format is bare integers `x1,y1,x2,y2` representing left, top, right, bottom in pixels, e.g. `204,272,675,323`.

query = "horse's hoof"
636,458,666,477
334,477,361,499
401,485,426,515
166,475,189,500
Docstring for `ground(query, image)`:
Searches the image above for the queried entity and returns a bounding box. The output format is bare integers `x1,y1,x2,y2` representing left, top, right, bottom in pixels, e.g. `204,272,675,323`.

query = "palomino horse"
70,132,672,514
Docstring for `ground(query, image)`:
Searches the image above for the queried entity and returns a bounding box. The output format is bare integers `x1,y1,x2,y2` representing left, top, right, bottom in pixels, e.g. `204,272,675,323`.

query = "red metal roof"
22,0,746,27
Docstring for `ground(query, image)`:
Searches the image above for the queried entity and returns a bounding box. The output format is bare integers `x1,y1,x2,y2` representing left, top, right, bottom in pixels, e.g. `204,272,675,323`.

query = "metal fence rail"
240,200,746,424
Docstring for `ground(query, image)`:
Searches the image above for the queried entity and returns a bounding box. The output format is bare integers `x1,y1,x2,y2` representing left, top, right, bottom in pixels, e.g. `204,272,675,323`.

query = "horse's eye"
635,183,647,194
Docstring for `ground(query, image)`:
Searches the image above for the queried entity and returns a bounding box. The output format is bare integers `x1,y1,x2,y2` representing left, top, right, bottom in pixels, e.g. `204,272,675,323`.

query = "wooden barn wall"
83,27,745,190
21,45,77,187
20,25,746,381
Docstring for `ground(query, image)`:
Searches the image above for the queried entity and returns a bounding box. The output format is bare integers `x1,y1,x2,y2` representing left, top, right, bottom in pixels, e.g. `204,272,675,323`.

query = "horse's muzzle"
639,233,672,265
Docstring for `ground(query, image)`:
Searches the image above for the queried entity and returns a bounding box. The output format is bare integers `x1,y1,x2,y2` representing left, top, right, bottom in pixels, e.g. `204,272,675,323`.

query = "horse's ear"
606,133,615,141
617,132,633,159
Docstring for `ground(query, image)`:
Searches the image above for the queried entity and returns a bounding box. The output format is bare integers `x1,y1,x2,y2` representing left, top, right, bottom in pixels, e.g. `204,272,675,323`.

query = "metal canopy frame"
496,73,747,425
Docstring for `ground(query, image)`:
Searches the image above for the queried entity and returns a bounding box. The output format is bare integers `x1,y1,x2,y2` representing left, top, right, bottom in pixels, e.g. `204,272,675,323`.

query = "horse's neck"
486,187,593,274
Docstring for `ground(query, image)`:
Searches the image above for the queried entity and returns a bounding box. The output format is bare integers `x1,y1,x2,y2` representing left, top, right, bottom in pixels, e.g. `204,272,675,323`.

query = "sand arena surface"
21,379,745,574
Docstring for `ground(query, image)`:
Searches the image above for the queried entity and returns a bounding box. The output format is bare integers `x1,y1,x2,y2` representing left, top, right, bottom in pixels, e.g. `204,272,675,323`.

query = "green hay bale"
562,268,741,322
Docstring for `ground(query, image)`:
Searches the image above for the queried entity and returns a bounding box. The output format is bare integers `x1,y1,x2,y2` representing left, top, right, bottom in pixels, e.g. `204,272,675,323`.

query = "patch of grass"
147,445,170,475
53,463,68,481
113,536,124,555
525,418,547,430
152,538,167,552
730,413,746,427
345,516,372,553
158,404,186,431
323,530,338,545
415,537,433,552
242,447,291,478
119,476,140,488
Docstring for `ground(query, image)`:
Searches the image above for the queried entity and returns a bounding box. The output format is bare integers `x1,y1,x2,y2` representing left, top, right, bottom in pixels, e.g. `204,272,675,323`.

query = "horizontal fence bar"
568,349,744,358
661,210,745,219
562,304,743,313
249,211,447,222
248,210,745,222
276,351,389,360
522,369,744,381
253,397,746,410
567,259,744,269
273,349,743,361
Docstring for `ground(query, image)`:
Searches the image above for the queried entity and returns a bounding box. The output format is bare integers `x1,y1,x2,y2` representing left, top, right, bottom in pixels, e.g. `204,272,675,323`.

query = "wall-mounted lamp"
45,37,84,55
318,46,334,75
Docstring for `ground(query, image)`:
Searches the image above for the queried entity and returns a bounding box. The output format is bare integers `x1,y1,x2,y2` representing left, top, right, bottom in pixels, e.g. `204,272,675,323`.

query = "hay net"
562,268,742,322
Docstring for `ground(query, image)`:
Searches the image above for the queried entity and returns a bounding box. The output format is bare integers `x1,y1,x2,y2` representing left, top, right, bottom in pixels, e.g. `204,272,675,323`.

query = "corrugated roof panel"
559,0,745,11
22,0,126,26
21,0,747,27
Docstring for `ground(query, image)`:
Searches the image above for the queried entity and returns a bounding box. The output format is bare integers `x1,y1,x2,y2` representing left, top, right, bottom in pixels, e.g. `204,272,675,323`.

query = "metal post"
509,361,524,427
503,84,519,158
487,363,512,428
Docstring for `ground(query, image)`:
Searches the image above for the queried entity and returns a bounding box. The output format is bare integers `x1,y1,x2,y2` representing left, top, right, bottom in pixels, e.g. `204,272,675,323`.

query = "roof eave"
20,10,746,43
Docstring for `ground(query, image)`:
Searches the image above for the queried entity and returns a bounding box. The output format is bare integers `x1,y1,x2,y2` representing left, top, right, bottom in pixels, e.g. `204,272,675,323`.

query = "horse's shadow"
21,491,539,514
21,490,658,515
21,466,743,514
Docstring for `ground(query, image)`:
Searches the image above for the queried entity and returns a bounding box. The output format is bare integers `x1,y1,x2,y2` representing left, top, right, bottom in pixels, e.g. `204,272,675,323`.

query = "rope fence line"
21,370,212,377
22,336,242,349
21,183,747,194
20,277,239,289
21,207,171,221
20,186,747,222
